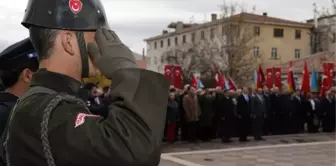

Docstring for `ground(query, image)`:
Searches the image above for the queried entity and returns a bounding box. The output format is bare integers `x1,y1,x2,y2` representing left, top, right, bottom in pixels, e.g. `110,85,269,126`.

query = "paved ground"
159,133,336,166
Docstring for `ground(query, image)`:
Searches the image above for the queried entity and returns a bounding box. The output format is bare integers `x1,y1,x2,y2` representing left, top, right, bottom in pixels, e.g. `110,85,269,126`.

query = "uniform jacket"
1,68,169,166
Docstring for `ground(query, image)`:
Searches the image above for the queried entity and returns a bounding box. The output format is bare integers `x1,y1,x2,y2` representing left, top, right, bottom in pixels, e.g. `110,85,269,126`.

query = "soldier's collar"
30,69,81,96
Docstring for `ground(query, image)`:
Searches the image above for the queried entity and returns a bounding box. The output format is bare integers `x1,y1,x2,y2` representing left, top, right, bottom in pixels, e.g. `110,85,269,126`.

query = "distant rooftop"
144,12,313,42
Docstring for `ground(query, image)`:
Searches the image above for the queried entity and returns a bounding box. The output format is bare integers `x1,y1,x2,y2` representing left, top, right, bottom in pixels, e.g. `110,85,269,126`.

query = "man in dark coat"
251,88,266,141
304,93,321,133
236,87,251,142
321,90,335,132
282,92,294,134
291,90,304,133
178,84,190,141
269,87,283,135
212,86,224,139
219,90,236,142
262,86,272,135
198,89,214,142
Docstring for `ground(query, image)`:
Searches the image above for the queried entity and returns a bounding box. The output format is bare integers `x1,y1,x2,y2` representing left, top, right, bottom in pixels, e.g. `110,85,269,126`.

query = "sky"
0,0,332,54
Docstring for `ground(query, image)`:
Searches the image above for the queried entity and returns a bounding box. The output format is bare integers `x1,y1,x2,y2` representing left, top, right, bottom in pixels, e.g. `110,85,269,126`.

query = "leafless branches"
162,1,262,86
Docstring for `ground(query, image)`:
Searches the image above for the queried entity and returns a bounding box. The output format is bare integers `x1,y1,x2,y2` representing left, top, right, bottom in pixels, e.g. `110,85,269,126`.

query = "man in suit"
237,87,251,142
270,87,283,134
321,90,335,132
219,90,236,143
251,88,266,141
262,86,272,135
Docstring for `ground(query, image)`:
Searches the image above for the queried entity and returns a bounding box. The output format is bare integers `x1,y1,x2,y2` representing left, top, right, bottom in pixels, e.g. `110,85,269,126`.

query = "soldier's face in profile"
84,31,99,77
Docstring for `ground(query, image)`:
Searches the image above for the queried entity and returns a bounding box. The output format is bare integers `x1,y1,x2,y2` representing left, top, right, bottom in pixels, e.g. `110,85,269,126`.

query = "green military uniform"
2,0,169,166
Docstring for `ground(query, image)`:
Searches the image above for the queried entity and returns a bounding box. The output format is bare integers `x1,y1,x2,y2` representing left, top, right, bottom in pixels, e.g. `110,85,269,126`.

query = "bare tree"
311,0,336,55
161,1,262,86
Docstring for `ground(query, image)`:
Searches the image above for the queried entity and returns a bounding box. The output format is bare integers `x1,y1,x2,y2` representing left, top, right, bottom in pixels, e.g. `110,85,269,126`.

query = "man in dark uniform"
2,0,169,166
0,38,38,136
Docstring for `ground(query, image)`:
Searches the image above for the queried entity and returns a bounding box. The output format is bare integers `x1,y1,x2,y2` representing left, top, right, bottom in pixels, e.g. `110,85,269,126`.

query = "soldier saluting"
1,0,169,166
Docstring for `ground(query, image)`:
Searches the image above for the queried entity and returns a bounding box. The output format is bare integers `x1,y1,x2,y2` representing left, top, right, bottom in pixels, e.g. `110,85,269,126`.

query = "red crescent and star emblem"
330,69,334,76
175,70,180,76
165,69,171,75
69,0,83,14
75,113,100,128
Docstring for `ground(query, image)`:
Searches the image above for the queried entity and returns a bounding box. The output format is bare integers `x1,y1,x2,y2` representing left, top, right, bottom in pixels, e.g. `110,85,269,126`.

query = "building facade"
144,12,313,76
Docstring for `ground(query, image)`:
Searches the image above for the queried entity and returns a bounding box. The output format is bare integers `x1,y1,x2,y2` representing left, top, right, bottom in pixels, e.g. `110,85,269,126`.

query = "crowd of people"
165,85,336,143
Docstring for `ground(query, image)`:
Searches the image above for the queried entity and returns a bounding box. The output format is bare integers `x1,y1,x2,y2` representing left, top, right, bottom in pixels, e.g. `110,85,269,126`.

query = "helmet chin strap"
75,31,89,78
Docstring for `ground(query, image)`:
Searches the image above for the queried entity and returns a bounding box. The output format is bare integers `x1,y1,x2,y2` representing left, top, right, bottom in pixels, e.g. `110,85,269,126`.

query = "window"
154,42,157,49
295,30,301,39
147,43,151,50
201,30,205,40
210,28,216,39
295,49,300,59
191,32,196,43
222,25,227,36
154,56,157,65
160,40,163,48
273,28,284,37
230,24,240,34
167,38,171,47
254,26,260,36
182,35,186,43
271,48,278,59
253,47,259,56
333,33,336,43
174,37,178,45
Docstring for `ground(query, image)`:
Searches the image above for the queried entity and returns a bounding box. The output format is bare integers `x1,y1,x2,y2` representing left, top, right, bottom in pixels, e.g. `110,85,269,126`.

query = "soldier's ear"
61,31,76,56
20,68,33,83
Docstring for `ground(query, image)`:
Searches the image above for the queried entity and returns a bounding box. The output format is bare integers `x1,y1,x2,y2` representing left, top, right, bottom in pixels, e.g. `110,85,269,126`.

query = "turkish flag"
227,76,237,91
257,65,265,88
192,75,197,88
327,63,334,88
287,61,296,92
215,72,225,88
320,63,329,96
300,61,310,93
273,67,282,89
164,65,172,83
266,68,273,89
173,66,182,89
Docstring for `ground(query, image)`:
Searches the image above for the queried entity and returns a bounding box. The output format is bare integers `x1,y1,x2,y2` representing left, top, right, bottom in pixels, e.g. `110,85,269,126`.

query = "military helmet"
21,0,110,30
21,0,110,78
